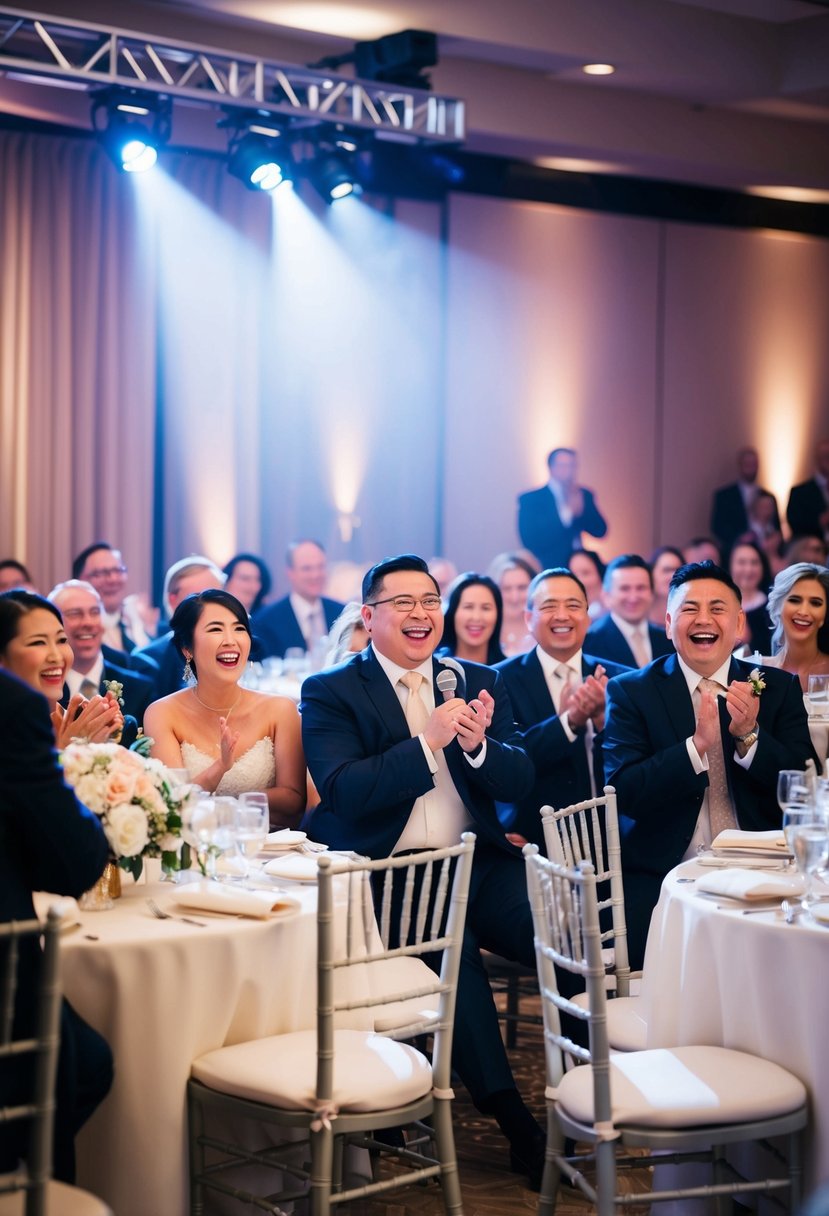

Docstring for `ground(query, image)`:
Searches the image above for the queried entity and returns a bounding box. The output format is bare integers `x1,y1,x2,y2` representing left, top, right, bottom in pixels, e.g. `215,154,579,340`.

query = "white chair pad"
0,1179,113,1215
571,993,648,1051
369,956,441,1033
192,1028,433,1113
558,1046,807,1129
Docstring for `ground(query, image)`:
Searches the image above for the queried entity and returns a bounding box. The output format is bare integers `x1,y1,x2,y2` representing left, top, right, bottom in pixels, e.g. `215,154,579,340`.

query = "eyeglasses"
365,594,443,613
87,566,127,579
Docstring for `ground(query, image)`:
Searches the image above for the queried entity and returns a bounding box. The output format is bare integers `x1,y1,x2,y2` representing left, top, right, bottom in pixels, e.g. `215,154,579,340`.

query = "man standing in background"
518,448,607,569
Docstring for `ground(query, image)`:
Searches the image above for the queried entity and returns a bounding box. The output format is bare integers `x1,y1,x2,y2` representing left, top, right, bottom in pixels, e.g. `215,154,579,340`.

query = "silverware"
781,899,801,924
145,897,206,927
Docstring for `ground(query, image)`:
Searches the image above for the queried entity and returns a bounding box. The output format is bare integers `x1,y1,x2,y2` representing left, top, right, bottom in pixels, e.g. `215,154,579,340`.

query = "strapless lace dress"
180,737,275,796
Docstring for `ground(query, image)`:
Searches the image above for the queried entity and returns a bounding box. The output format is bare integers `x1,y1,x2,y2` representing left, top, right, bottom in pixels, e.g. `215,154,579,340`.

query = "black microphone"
436,668,457,702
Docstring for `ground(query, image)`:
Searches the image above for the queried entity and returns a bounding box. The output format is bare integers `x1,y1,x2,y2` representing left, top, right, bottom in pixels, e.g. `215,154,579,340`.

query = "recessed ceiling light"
582,63,615,76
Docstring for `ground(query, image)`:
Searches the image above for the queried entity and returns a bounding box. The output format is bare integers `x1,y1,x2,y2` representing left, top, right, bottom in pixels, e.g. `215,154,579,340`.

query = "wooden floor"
346,997,654,1215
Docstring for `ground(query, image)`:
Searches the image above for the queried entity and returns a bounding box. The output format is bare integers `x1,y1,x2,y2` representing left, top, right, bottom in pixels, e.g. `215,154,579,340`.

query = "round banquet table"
640,859,829,1193
38,877,324,1216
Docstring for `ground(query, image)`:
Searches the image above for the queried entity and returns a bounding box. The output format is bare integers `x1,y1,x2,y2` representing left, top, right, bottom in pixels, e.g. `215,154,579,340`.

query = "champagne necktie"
399,671,429,735
80,678,99,700
699,678,738,837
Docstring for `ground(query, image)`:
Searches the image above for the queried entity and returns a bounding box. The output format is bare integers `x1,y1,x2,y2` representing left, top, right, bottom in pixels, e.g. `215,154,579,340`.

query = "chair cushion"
571,993,648,1052
0,1179,113,1215
557,1046,807,1129
369,956,441,1033
192,1028,433,1113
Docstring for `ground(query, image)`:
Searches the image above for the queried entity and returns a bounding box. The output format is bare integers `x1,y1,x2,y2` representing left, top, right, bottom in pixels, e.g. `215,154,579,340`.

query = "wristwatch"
735,727,759,753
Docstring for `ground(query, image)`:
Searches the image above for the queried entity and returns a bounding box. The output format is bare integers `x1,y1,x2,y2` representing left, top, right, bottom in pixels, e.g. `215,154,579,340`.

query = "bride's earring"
182,654,194,684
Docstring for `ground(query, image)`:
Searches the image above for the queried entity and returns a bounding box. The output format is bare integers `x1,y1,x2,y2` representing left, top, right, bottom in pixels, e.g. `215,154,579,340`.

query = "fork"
145,897,206,927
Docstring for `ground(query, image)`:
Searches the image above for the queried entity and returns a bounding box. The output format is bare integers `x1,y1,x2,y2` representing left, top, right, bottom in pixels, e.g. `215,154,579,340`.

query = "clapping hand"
561,667,608,731
726,680,759,738
52,692,123,748
218,716,241,771
692,687,721,757
454,689,494,753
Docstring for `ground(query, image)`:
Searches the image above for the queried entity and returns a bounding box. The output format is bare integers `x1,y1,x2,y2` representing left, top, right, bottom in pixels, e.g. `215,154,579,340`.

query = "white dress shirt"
289,594,325,648
547,477,572,526
66,654,104,699
611,614,652,667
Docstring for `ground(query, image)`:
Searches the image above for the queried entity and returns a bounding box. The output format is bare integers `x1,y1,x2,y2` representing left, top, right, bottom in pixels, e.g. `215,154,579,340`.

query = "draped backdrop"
2,127,829,601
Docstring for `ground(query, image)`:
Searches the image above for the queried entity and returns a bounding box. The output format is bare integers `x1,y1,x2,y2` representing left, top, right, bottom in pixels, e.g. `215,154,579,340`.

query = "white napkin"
711,829,788,852
262,853,321,882
697,870,805,902
33,893,80,924
261,829,307,854
170,881,300,919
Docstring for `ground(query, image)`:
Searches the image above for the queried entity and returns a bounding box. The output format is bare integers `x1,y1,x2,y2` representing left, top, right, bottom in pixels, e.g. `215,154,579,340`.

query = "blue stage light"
227,131,290,193
92,92,170,174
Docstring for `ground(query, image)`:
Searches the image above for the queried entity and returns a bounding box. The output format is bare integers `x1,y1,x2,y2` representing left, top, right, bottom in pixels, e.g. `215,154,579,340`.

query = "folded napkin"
170,881,300,919
711,829,788,852
696,869,805,902
33,893,80,924
262,853,321,882
261,829,307,854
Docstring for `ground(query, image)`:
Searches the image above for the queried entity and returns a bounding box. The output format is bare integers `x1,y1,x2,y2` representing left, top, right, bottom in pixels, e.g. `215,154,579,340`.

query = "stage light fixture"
308,151,362,203
92,91,171,173
227,127,290,192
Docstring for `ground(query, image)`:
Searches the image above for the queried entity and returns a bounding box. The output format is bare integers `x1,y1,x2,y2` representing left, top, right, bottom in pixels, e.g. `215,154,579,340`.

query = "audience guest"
223,552,271,616
518,447,608,569
439,573,506,666
604,561,817,968
0,667,113,1183
568,548,607,620
766,565,829,766
48,581,153,741
728,539,772,656
648,546,685,627
710,446,780,553
586,554,673,669
0,559,36,592
136,556,225,700
301,554,549,1186
787,438,829,542
488,552,537,656
428,556,459,599
144,590,305,825
746,490,785,573
323,602,370,668
496,568,629,849
0,590,123,749
72,542,155,651
255,541,344,660
684,536,722,565
784,535,828,568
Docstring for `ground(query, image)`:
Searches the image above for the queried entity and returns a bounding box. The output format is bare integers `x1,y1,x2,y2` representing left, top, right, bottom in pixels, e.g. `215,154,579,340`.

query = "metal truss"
0,5,465,145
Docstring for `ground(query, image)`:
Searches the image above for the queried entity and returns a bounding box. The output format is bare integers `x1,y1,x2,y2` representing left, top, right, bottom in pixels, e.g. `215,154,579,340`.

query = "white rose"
105,803,150,858
72,773,107,816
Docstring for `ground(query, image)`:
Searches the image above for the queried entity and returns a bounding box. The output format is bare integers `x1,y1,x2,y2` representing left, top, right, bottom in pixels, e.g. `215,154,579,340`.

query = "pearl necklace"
192,687,242,720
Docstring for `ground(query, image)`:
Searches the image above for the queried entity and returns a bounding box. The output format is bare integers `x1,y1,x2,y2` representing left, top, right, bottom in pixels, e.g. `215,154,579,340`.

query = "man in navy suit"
710,446,780,553
302,555,549,1185
0,669,113,1182
787,438,829,543
586,554,673,669
255,540,343,660
135,556,225,700
49,581,154,735
496,568,630,849
604,561,817,969
517,447,608,569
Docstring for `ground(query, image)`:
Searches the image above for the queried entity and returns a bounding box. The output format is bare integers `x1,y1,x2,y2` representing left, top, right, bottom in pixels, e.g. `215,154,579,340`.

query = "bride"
144,589,305,828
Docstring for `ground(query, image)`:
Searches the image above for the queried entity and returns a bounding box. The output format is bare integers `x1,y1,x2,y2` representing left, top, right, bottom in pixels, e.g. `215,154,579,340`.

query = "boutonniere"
748,667,766,698
104,678,125,707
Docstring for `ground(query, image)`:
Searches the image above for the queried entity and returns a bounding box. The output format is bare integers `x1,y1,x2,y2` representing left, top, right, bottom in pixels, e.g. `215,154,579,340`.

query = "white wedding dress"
180,736,276,796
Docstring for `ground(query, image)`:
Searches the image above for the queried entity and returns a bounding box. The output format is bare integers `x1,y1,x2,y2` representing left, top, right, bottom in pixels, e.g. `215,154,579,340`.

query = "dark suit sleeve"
0,677,109,903
603,676,707,828
458,669,534,802
786,482,824,538
575,488,607,540
517,490,552,560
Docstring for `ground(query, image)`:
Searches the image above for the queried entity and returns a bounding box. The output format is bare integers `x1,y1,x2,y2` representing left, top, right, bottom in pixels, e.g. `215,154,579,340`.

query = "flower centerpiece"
60,741,193,880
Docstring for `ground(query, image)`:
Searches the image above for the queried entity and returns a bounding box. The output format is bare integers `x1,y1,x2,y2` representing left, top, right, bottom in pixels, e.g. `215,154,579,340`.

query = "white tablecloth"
640,860,829,1190
50,878,322,1216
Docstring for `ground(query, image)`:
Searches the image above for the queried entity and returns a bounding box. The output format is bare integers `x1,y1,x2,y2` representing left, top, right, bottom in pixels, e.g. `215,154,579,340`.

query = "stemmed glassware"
777,770,814,850
182,795,237,879
790,824,829,912
235,793,269,883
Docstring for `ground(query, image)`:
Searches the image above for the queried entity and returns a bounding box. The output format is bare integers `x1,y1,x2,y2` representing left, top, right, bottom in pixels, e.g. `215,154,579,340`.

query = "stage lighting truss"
0,7,465,148
226,123,290,191
91,89,171,172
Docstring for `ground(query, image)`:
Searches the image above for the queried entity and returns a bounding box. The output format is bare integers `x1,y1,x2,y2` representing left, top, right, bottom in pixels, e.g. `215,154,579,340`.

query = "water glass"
807,674,829,721
236,795,269,880
790,823,829,909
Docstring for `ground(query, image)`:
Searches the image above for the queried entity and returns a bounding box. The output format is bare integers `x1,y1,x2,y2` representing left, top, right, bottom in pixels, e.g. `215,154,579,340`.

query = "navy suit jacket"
517,484,607,569
585,615,673,669
495,648,630,848
603,653,818,965
301,647,534,859
134,631,185,701
60,657,154,744
786,478,828,539
254,595,344,660
102,642,158,681
710,482,779,551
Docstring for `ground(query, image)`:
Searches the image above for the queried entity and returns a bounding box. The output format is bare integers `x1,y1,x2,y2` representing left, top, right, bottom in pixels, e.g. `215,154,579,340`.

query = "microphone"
436,668,457,702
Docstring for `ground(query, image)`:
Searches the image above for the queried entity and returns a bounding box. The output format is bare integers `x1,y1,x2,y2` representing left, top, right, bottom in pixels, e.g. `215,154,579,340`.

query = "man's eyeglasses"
87,566,127,579
365,594,442,613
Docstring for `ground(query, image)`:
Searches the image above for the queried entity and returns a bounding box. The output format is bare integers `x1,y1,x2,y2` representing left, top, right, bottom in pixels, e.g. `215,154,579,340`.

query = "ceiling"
2,0,828,195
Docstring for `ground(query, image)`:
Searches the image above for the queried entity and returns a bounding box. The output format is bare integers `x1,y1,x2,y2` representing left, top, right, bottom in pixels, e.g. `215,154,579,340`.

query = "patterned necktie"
399,671,429,735
553,663,574,714
628,626,650,669
80,678,99,700
699,678,738,837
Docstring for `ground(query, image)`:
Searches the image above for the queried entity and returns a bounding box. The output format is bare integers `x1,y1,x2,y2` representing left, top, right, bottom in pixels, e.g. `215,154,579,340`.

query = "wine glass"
183,795,236,879
790,823,829,910
777,770,812,845
235,795,269,882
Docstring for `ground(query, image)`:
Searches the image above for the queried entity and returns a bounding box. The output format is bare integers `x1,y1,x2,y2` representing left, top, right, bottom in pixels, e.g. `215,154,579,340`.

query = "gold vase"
79,861,122,911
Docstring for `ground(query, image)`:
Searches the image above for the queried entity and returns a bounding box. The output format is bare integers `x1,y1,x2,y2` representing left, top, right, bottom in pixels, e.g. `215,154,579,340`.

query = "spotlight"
227,127,290,192
308,152,362,203
92,91,170,173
